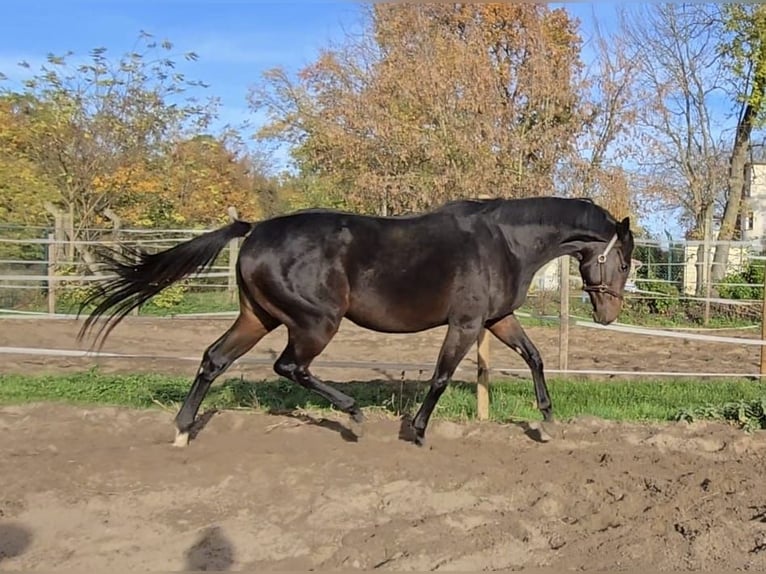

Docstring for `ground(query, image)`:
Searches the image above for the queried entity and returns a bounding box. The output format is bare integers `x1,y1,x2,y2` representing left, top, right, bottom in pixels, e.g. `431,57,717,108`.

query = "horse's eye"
620,264,629,272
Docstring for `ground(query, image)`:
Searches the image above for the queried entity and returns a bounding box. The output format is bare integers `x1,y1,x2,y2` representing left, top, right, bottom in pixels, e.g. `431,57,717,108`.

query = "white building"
742,162,766,242
680,161,765,294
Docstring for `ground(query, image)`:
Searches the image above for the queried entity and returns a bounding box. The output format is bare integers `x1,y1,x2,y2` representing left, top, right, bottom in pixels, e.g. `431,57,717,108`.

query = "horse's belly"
345,292,450,334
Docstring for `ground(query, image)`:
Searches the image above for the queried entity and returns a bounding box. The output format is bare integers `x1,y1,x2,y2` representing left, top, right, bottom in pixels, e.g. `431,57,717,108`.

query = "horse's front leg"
487,314,553,423
410,319,483,446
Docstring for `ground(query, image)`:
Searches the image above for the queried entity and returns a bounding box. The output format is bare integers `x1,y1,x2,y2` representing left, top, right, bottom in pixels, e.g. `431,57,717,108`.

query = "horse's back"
240,208,492,332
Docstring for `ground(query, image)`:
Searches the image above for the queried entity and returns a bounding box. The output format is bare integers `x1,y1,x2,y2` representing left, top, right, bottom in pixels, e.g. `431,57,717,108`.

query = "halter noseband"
582,233,624,299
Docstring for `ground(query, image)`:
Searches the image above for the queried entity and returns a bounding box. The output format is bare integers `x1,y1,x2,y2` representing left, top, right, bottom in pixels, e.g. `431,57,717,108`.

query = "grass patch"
134,291,239,316
1,371,765,429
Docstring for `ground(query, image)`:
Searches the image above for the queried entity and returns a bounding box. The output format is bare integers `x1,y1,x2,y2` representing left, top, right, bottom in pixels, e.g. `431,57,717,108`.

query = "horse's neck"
503,220,613,278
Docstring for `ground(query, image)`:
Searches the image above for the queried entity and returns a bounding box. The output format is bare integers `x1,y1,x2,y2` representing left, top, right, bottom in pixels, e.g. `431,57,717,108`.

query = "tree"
251,3,584,215
712,4,766,282
621,3,729,293
0,95,59,226
0,32,217,261
561,7,639,221
143,134,263,227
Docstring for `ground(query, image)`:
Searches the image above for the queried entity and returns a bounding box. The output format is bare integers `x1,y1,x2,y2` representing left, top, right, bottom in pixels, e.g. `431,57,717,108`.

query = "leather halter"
582,234,624,300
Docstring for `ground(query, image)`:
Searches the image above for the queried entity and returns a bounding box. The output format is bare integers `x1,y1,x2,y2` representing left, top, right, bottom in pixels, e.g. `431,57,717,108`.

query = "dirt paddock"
1,316,766,570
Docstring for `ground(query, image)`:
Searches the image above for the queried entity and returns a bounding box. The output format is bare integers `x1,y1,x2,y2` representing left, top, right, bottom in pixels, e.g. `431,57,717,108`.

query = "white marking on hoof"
173,430,190,448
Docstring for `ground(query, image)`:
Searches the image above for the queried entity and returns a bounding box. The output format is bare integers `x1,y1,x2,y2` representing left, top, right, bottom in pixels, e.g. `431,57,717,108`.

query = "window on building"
746,211,755,231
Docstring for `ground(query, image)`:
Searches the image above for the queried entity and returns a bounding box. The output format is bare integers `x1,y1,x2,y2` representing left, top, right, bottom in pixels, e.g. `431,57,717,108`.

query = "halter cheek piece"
582,233,624,300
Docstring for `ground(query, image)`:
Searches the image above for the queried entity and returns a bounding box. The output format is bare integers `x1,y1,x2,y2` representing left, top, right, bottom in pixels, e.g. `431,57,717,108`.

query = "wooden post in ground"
43,203,65,316
228,238,240,303
559,255,570,372
760,264,766,376
103,208,136,315
64,211,74,261
477,329,490,421
227,206,240,303
47,232,56,314
703,212,712,326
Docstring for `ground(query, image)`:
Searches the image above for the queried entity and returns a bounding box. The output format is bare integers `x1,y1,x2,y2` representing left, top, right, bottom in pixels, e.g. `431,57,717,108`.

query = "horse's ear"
616,216,630,240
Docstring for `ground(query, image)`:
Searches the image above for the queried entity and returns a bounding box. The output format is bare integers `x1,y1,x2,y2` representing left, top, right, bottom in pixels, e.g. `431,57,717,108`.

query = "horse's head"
577,216,634,325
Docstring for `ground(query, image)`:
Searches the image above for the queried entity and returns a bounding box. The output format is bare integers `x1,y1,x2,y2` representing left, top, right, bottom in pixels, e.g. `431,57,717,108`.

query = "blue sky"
0,1,680,237
0,1,366,131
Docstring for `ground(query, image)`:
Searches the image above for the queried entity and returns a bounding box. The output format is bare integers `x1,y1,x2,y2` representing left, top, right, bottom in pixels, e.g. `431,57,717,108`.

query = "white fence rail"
2,226,766,313
0,226,239,314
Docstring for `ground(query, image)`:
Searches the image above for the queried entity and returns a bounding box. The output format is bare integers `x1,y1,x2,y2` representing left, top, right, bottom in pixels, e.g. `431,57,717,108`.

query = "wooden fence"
4,212,766,420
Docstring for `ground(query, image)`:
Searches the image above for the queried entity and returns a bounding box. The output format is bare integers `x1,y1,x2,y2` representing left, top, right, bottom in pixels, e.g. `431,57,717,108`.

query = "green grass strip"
1,371,766,429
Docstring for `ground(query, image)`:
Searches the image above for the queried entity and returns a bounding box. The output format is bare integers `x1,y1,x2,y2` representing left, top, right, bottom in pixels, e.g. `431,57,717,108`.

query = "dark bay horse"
77,196,634,447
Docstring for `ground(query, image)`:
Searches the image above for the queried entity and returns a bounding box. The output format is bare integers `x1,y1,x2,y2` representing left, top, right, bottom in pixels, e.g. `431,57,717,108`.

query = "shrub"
718,261,764,301
626,279,681,317
147,282,188,309
676,397,766,432
56,264,92,310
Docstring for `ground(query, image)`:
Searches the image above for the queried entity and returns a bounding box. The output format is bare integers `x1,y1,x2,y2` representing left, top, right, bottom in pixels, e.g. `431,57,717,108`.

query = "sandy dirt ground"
0,315,761,381
1,316,766,571
1,405,766,571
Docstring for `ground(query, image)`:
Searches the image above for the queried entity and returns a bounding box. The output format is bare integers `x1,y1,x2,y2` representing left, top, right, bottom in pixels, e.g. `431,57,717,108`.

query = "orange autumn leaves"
0,37,265,235
252,3,587,215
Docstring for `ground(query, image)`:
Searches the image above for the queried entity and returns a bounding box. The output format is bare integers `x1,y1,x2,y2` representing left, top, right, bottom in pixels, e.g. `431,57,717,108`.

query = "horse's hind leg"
410,319,483,446
273,317,364,425
173,307,275,447
488,314,552,423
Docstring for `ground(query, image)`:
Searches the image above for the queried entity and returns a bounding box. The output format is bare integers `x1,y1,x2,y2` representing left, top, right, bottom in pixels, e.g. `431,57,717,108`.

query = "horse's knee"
199,347,229,380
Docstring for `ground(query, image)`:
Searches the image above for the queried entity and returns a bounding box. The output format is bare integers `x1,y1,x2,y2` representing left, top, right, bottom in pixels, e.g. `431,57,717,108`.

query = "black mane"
438,196,618,239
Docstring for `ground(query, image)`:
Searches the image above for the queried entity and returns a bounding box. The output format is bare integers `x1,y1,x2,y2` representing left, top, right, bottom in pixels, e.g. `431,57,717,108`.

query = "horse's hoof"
534,421,553,443
350,408,365,424
173,430,190,448
348,412,365,438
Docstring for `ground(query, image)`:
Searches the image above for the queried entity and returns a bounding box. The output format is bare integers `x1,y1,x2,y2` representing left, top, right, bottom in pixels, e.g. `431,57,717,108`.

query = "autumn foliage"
252,3,587,215
8,2,760,254
0,34,271,240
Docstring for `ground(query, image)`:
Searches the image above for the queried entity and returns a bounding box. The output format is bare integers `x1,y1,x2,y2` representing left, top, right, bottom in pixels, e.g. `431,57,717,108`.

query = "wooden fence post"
64,211,74,261
559,255,570,372
228,238,240,303
47,232,56,315
227,206,240,302
477,329,490,420
760,265,766,377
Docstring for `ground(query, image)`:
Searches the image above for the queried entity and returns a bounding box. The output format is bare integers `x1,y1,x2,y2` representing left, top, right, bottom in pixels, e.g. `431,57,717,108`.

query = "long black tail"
77,219,254,347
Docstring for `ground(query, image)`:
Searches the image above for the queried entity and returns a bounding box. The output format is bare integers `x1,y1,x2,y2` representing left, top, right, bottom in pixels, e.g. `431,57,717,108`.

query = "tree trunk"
713,8,766,280
712,101,758,284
